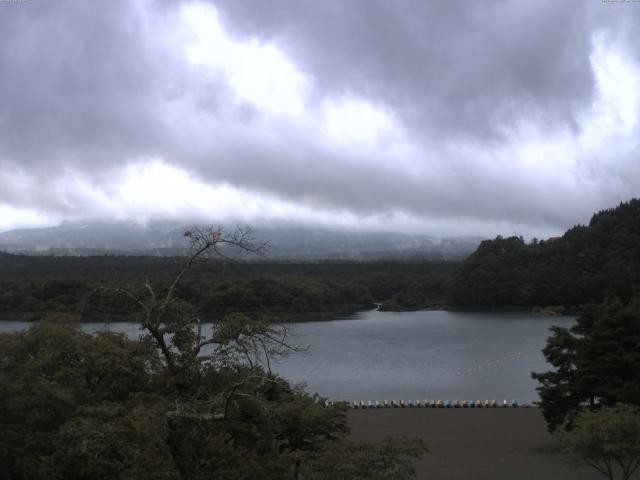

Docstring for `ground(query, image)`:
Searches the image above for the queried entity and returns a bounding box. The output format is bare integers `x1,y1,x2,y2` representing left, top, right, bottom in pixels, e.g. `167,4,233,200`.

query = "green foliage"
0,255,456,320
199,275,375,318
0,320,426,479
452,236,529,306
453,199,640,308
0,323,160,480
532,296,640,431
47,398,178,480
555,404,640,480
0,227,427,479
300,436,428,480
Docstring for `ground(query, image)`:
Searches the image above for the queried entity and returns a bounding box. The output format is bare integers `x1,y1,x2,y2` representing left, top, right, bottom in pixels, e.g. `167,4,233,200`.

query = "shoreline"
0,305,577,323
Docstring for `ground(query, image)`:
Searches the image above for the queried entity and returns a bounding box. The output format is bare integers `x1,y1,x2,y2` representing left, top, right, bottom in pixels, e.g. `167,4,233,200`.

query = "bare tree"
92,225,309,422
111,225,299,375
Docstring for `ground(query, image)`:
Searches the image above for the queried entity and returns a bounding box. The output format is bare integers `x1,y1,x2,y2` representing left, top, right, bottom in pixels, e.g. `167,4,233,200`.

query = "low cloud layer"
1,0,639,237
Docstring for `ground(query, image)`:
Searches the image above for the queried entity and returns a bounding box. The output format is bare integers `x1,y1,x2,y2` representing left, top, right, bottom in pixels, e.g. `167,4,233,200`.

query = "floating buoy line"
319,346,543,409
454,346,539,378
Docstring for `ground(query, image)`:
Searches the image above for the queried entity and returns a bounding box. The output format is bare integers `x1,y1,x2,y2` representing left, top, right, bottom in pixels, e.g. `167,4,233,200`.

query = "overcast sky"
1,0,639,237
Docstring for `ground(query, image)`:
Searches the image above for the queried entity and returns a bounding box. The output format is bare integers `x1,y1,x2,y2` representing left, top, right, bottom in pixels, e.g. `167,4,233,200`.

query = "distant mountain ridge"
0,221,483,261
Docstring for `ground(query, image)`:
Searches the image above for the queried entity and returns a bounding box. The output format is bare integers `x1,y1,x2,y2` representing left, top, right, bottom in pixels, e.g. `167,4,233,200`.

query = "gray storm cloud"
213,0,595,139
0,0,639,236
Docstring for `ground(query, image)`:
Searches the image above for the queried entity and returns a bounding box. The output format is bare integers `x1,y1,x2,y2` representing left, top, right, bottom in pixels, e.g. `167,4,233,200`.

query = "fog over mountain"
0,221,481,261
1,1,639,238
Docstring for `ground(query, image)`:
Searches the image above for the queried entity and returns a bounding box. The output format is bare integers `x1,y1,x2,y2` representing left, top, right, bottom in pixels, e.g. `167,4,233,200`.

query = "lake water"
0,310,573,403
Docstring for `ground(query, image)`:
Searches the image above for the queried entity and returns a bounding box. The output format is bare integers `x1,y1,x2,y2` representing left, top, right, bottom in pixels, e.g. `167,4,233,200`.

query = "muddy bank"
348,408,601,480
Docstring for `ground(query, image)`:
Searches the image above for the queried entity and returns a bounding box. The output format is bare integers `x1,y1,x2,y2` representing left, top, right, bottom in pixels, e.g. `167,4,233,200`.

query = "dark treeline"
452,199,640,310
0,254,454,321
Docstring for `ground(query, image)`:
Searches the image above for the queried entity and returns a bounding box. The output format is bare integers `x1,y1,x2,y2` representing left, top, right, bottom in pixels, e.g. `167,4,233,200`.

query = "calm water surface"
0,310,574,402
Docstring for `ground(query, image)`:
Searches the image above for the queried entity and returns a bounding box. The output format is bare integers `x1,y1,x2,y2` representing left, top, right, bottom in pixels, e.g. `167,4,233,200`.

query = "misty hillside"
0,221,482,261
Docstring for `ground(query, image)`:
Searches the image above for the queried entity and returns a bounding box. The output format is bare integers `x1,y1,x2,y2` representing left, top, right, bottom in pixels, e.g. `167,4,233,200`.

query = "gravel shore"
348,408,602,480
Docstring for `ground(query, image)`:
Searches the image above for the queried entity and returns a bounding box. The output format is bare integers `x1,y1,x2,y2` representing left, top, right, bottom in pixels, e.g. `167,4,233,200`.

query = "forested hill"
452,199,640,308
0,255,454,321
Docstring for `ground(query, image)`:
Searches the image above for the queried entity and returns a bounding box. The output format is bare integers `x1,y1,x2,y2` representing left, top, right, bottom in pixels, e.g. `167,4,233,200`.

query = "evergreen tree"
532,296,640,431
